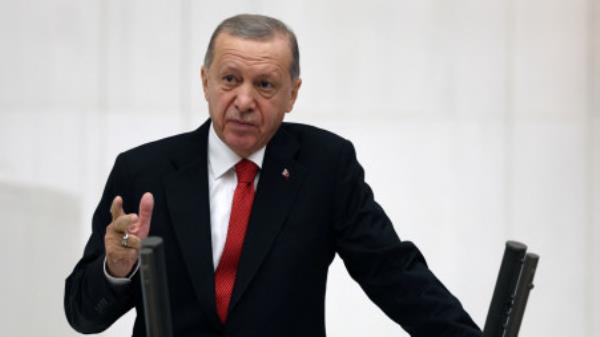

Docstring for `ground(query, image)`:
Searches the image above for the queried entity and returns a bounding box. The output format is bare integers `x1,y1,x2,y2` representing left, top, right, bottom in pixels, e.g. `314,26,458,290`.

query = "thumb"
131,192,154,239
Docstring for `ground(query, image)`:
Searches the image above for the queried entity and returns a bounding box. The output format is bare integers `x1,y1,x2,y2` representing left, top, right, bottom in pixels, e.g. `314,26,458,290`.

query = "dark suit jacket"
65,120,481,337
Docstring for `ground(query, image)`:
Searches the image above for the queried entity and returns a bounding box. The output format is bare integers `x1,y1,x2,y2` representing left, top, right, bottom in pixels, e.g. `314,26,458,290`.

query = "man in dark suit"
65,14,482,337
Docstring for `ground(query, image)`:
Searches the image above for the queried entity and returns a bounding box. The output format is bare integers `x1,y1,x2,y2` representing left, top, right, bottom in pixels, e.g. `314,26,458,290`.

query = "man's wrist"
103,256,140,286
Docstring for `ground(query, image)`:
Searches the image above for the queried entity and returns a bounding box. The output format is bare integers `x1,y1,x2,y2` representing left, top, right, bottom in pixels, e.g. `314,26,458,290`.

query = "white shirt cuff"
103,256,140,286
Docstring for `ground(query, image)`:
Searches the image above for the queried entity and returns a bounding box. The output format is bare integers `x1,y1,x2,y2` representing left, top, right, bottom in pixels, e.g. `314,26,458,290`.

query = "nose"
234,83,256,113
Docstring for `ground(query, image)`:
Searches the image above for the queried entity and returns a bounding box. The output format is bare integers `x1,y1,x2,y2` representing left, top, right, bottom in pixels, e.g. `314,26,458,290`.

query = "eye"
223,74,236,83
257,80,274,90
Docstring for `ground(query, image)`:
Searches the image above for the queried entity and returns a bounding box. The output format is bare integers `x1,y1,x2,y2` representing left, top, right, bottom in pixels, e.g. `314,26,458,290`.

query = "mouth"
225,119,257,132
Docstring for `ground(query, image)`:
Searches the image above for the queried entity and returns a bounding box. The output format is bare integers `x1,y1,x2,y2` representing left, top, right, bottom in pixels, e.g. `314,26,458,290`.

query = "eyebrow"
218,63,282,79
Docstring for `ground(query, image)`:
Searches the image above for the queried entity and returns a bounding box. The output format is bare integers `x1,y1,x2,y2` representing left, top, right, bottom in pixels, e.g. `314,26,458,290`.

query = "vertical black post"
504,253,539,337
140,236,173,337
483,241,527,337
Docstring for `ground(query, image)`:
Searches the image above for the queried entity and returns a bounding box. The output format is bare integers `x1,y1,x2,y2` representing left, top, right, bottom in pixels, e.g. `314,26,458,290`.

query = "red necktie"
215,159,258,323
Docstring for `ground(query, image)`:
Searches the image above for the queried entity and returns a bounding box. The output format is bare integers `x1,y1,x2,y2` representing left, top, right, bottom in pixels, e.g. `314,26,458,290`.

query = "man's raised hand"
104,192,154,278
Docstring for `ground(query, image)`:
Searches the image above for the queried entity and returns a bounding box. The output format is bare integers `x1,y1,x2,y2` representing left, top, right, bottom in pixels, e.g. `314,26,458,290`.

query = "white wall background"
0,0,598,336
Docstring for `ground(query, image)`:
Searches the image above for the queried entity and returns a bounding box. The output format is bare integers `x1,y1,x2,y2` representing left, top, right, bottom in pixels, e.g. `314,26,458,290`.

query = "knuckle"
129,236,140,247
106,223,117,233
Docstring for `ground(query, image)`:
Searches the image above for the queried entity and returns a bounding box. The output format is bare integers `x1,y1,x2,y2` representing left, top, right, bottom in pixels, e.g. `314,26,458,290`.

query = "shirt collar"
208,123,265,179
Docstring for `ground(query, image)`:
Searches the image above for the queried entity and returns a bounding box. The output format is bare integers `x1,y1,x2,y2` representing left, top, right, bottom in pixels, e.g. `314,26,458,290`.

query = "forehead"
211,33,292,72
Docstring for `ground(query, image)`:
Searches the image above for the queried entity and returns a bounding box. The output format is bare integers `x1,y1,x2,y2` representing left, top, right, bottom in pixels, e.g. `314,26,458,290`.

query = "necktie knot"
235,159,258,184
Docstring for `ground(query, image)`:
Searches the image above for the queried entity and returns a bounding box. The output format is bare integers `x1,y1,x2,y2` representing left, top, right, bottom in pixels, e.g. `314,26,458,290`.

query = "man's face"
201,32,301,157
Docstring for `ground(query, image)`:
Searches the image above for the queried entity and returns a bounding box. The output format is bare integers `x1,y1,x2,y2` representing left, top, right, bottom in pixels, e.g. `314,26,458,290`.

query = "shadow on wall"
0,182,83,336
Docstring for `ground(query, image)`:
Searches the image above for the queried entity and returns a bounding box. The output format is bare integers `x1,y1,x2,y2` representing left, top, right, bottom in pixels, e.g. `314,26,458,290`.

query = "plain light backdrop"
0,0,598,336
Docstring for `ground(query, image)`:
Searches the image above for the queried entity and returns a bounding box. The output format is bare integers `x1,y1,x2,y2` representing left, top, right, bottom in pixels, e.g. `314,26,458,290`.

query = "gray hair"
203,14,300,80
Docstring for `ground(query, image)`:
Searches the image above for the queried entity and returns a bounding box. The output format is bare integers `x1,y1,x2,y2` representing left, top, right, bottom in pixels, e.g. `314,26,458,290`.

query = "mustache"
225,110,258,125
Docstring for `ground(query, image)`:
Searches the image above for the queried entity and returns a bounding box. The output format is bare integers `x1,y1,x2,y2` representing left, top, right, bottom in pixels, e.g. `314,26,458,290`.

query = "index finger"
110,196,125,222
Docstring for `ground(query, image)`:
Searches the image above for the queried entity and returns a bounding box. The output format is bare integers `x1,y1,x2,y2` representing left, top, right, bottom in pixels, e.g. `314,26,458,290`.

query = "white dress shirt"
105,124,265,284
207,125,264,269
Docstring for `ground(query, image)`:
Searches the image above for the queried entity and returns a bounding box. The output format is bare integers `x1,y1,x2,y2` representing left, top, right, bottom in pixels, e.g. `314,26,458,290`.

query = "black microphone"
140,236,173,337
483,241,527,337
504,253,539,337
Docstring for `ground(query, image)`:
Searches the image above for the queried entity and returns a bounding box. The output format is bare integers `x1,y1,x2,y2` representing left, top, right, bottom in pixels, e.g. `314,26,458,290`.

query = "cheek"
261,106,285,133
210,90,233,113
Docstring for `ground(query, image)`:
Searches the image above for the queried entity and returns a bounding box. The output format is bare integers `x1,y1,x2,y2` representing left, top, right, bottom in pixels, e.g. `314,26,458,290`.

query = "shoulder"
279,122,352,153
122,129,199,158
275,122,359,174
114,125,206,175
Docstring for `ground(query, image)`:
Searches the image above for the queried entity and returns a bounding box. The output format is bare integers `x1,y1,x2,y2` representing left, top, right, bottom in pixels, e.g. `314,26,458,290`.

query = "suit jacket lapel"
163,120,221,327
229,126,306,313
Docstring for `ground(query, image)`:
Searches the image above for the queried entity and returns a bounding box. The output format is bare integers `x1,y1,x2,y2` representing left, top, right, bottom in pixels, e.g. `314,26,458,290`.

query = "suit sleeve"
64,153,136,333
332,140,482,337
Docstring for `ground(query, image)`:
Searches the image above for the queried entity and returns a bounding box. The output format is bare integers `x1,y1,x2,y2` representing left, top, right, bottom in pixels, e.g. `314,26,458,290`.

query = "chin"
225,136,259,157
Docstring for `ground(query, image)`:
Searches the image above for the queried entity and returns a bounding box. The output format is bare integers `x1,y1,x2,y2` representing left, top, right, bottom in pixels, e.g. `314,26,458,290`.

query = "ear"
201,66,209,100
286,78,302,113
